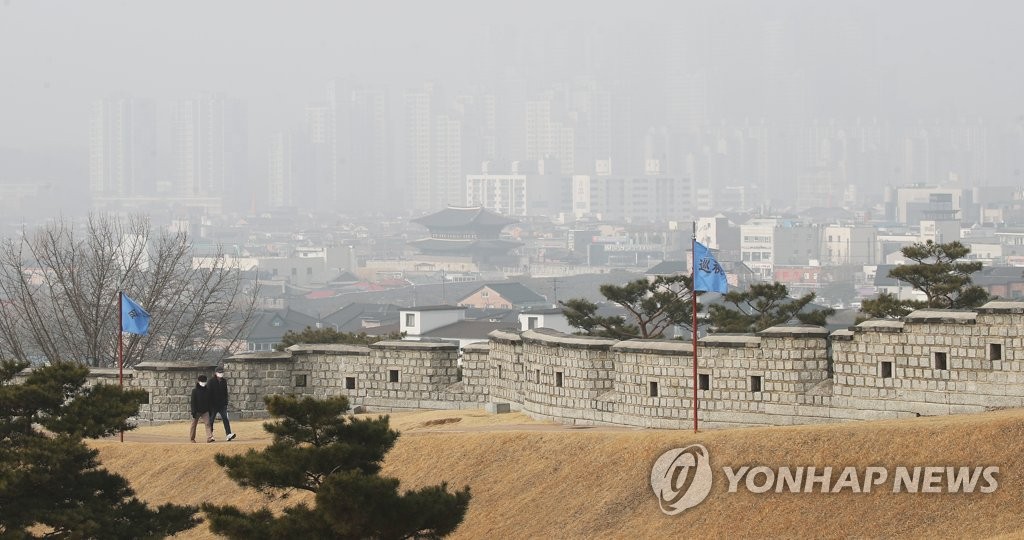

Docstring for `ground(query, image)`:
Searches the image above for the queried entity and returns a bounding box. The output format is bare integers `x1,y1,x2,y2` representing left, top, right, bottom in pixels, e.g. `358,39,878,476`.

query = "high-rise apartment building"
267,132,294,208
406,83,465,212
88,97,156,198
171,96,247,204
466,159,568,217
571,174,691,223
288,104,333,212
328,80,392,214
433,114,463,209
406,84,434,212
526,98,575,175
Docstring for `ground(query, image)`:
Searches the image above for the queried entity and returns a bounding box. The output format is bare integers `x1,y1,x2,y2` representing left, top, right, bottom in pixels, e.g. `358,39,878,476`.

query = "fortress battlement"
83,300,1024,429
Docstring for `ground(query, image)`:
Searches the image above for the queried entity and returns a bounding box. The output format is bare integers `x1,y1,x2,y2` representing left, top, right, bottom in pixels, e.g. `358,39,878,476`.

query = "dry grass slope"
93,409,1024,539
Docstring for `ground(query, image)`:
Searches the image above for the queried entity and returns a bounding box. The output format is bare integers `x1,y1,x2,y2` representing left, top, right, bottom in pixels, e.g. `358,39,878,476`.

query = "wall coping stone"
977,301,1024,314
904,309,977,324
17,367,134,378
854,319,905,333
701,334,761,348
488,329,522,344
757,324,829,338
521,328,617,349
830,329,855,341
287,343,371,355
134,361,220,371
462,342,491,353
225,351,293,362
370,340,459,351
88,368,128,379
612,339,693,354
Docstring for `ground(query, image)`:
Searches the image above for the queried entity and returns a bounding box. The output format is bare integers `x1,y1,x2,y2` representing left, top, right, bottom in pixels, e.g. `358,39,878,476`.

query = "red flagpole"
691,222,699,433
118,290,124,443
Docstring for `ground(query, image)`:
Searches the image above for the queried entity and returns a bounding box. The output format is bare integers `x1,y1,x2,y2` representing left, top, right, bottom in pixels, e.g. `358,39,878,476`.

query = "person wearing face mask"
189,375,215,443
207,366,236,441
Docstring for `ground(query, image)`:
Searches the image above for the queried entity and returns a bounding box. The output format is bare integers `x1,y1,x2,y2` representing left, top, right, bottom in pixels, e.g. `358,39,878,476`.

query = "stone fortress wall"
91,300,1024,429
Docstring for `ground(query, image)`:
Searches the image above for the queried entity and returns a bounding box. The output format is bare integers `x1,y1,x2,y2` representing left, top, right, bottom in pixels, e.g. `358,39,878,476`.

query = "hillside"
93,409,1024,539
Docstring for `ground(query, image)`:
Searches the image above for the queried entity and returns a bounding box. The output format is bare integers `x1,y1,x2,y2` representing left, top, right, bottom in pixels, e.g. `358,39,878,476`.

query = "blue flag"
121,294,151,335
693,241,728,293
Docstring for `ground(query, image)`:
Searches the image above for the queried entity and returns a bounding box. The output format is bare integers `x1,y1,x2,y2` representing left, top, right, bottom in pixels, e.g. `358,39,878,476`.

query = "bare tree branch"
0,214,258,367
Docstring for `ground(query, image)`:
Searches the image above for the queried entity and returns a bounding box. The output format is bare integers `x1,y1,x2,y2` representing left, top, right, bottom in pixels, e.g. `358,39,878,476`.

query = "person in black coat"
207,366,236,441
189,375,215,443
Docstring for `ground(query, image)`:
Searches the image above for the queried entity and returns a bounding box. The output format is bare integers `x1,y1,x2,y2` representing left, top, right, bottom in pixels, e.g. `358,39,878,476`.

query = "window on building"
388,369,400,383
649,381,659,397
880,361,893,379
497,364,503,380
295,374,307,387
698,374,710,391
345,377,356,390
291,268,297,276
555,371,563,387
535,369,541,383
934,351,948,370
527,316,539,329
481,290,489,297
750,375,763,393
990,343,1003,361
306,267,313,275
405,313,415,327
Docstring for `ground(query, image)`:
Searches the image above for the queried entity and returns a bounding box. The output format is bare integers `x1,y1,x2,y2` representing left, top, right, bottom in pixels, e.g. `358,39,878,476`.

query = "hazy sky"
2,0,1023,150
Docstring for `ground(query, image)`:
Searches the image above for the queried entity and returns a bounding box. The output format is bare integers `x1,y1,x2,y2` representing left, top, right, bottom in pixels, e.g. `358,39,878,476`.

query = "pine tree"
203,395,471,539
560,274,697,339
275,327,404,351
861,240,990,319
707,282,835,333
0,360,199,538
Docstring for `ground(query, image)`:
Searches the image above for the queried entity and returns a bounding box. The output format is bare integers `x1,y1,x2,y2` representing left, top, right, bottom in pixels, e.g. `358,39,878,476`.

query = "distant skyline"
2,1,1024,219
3,1,1023,150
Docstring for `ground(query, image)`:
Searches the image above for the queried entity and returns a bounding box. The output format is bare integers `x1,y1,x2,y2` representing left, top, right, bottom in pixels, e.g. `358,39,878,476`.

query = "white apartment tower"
171,96,247,202
406,83,464,212
329,80,392,214
406,85,434,212
267,132,294,208
433,114,463,209
88,97,156,198
525,96,575,174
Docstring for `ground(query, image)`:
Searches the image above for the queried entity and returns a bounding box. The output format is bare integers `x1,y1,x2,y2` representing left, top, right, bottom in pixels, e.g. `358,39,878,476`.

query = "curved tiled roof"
407,237,523,251
412,206,518,229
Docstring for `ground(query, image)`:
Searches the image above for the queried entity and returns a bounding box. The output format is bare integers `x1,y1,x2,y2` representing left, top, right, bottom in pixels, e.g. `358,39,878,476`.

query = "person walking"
208,366,236,441
189,375,215,443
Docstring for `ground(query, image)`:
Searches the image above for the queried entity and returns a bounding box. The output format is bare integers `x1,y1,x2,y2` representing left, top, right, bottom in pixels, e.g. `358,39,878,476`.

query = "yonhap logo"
650,444,713,515
650,444,1000,516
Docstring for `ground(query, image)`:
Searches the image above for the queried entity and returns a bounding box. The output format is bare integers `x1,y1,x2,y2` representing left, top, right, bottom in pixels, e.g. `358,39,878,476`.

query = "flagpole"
691,222,699,433
118,290,124,443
